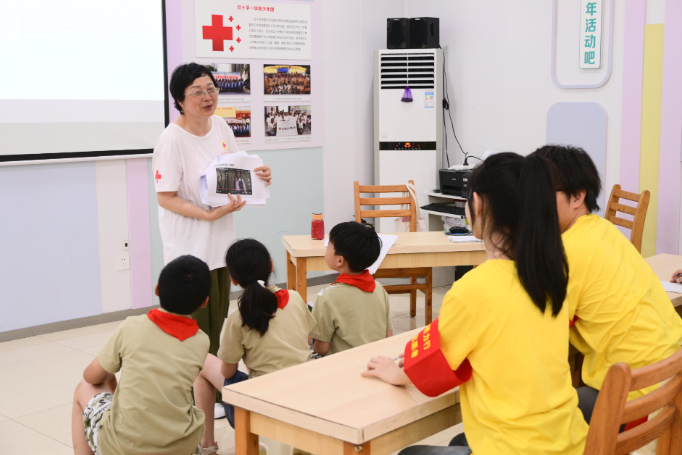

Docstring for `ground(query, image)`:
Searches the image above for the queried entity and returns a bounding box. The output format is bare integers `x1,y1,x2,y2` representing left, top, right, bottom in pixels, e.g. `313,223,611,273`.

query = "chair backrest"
584,348,682,455
354,180,417,232
604,184,651,253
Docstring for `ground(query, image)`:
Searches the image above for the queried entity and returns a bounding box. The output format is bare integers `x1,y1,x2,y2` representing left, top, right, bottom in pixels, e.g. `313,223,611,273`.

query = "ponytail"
467,153,568,316
225,239,278,336
516,154,568,316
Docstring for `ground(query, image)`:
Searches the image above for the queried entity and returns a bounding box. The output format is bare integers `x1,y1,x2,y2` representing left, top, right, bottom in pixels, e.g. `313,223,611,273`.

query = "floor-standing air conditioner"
373,48,443,232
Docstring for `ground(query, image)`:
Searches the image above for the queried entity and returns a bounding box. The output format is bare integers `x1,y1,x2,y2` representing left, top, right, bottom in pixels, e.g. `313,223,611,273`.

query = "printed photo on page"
264,105,311,143
263,64,311,102
215,106,251,144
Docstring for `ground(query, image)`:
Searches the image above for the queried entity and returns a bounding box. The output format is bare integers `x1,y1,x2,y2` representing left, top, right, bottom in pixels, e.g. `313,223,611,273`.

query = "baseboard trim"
0,274,339,343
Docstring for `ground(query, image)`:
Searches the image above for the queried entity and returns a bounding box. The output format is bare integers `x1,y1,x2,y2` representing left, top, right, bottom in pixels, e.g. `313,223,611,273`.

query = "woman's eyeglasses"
184,88,219,97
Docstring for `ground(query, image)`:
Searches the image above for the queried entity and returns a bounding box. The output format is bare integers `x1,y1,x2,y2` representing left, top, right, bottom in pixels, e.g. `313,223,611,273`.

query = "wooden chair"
354,181,433,324
584,347,682,455
604,184,651,253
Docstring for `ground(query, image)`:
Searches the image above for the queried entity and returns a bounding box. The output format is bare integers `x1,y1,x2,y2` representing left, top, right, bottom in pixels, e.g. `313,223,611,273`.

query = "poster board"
166,0,323,151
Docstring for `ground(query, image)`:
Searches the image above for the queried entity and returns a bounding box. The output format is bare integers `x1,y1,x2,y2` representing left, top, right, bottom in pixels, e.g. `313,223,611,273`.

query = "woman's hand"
254,165,272,186
157,191,246,222
207,194,247,221
361,355,411,386
671,269,682,284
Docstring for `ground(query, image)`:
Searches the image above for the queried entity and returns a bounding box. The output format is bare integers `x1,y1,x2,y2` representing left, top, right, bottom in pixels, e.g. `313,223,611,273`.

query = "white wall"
322,0,641,226
403,0,625,195
322,0,408,229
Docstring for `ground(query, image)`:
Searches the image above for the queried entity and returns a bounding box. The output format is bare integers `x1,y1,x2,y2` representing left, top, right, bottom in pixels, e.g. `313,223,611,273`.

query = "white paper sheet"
369,234,398,274
323,233,398,274
447,235,483,243
199,152,268,207
661,281,682,294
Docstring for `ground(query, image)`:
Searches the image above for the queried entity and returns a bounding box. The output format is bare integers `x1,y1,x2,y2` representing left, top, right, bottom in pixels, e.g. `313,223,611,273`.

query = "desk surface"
282,231,486,258
644,254,682,307
223,329,459,445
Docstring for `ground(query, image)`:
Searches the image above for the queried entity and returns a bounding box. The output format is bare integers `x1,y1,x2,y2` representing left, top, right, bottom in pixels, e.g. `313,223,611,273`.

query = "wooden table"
223,329,461,455
644,254,682,309
282,232,487,323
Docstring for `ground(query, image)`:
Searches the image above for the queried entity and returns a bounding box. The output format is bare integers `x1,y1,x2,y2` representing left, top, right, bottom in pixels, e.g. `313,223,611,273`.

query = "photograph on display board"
215,106,251,144
206,63,250,96
263,65,311,95
264,105,311,142
216,167,252,195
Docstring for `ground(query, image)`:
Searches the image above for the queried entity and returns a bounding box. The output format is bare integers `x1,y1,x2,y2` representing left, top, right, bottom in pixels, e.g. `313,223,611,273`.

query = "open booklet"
199,151,270,207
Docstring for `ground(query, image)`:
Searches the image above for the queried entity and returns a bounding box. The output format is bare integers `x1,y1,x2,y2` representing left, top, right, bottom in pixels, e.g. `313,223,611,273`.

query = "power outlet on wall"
116,254,130,271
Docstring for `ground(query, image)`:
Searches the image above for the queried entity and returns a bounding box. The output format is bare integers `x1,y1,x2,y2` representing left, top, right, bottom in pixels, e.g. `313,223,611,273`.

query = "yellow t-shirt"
439,260,587,455
563,214,682,398
310,281,392,355
218,287,316,378
97,312,209,455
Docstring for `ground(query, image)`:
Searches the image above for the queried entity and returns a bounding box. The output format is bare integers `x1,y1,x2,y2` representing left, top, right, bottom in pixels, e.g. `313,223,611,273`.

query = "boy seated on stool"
310,221,393,356
71,255,211,455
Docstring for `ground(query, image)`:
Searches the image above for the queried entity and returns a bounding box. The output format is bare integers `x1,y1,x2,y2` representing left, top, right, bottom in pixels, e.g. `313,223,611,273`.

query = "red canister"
311,213,325,240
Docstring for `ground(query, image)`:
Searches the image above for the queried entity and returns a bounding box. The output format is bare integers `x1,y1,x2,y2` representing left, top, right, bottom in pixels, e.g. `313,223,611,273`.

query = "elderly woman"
152,63,272,417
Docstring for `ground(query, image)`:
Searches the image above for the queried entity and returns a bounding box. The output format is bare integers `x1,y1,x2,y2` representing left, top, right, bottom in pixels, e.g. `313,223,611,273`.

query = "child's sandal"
196,444,219,455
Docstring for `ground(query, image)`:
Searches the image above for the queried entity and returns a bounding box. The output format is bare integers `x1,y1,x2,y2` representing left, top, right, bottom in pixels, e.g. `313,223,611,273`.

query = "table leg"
296,257,308,302
235,407,259,455
425,268,433,325
409,276,417,317
344,441,371,455
286,251,296,290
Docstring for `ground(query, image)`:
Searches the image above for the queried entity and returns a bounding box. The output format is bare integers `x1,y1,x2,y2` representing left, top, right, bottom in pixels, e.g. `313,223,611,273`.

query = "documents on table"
447,235,482,243
661,281,682,294
323,233,398,274
200,151,269,207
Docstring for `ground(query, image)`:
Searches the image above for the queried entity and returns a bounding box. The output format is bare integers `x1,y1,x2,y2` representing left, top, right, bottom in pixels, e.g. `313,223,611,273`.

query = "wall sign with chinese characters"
196,0,312,60
579,0,603,69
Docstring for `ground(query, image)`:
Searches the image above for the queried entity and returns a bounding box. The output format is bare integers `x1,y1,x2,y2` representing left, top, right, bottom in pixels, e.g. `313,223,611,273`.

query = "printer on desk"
439,169,471,198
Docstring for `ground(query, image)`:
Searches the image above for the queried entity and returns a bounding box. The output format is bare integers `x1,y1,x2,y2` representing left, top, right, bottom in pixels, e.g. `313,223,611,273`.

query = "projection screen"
0,0,167,163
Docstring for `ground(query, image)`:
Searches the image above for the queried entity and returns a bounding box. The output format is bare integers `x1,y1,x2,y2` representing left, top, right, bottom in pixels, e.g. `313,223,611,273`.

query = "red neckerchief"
275,289,289,309
332,270,376,293
147,308,199,341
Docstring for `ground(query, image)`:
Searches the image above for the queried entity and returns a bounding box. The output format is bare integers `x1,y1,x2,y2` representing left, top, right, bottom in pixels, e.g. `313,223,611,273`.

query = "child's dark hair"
329,222,382,273
467,152,568,316
157,255,211,315
531,145,602,213
226,239,277,336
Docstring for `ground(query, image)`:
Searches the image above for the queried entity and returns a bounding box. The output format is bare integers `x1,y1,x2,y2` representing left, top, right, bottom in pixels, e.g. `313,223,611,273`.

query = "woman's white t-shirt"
152,116,239,270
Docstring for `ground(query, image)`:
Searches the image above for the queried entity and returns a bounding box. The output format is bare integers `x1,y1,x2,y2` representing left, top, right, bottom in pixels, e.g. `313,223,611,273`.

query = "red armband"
403,318,472,397
569,315,579,328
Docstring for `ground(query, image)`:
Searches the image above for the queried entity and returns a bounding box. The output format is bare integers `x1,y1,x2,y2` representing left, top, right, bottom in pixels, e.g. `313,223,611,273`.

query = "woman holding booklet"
151,63,272,413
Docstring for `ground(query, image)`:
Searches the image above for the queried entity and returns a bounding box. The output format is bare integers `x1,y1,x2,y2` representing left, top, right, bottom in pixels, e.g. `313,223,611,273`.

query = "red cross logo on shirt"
202,15,233,52
155,170,162,183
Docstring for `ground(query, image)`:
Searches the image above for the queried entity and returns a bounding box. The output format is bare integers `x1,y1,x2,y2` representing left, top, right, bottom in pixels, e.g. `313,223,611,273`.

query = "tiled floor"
0,284,462,455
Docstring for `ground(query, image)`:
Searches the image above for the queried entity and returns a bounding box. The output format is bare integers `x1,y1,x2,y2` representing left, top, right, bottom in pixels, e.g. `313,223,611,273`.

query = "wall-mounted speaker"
387,18,409,49
409,17,439,49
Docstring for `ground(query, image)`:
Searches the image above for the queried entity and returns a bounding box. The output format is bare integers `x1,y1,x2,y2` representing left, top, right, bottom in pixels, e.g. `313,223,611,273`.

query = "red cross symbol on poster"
202,15,241,52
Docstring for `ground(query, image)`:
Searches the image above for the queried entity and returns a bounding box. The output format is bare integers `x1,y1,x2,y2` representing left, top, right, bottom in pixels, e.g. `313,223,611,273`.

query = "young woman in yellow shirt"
363,153,588,455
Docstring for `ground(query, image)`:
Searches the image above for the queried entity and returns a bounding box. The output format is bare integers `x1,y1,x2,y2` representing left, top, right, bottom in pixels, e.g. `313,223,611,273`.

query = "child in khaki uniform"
71,255,212,455
194,239,316,453
310,222,393,356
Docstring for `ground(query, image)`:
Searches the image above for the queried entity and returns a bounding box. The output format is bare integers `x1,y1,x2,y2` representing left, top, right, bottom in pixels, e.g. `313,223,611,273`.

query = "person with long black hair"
192,239,316,455
362,153,588,455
